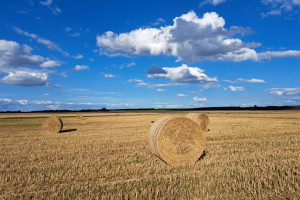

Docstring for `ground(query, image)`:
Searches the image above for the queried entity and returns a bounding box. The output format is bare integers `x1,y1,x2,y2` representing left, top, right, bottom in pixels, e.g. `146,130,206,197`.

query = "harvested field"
0,111,300,199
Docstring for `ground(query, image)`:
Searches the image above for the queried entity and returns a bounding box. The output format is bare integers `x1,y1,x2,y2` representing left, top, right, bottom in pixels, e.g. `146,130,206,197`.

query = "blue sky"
0,0,300,111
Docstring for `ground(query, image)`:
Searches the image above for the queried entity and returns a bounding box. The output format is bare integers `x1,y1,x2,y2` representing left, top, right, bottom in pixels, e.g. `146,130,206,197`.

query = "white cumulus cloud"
0,70,49,86
97,11,260,62
177,94,187,97
147,64,217,83
0,39,54,87
0,39,44,70
40,60,61,68
97,11,300,62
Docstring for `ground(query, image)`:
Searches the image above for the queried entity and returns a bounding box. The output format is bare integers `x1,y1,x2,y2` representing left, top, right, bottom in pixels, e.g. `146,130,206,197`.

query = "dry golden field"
0,110,300,199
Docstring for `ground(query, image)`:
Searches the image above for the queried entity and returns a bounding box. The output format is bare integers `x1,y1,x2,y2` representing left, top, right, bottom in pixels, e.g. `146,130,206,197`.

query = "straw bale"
42,117,63,134
149,116,205,165
185,113,210,132
76,114,84,120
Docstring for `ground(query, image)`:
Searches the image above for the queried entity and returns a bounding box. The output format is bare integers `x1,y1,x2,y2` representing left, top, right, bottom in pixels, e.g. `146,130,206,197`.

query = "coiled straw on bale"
185,113,210,132
149,116,205,165
42,117,63,134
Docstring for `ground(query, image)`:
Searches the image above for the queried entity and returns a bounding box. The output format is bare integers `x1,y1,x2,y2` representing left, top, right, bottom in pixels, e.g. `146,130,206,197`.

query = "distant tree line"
1,105,300,113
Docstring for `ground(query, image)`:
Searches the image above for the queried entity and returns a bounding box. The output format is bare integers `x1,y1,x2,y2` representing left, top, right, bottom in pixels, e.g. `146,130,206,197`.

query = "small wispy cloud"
201,83,221,90
127,63,136,67
120,62,136,69
229,85,245,92
157,88,165,92
151,18,166,26
73,54,83,59
73,65,89,71
265,88,300,96
104,74,116,78
132,79,186,89
128,79,143,83
40,0,53,6
223,80,235,83
236,78,266,83
39,0,62,15
200,0,226,7
193,97,207,102
13,27,69,56
69,32,81,37
260,0,300,18
40,60,61,68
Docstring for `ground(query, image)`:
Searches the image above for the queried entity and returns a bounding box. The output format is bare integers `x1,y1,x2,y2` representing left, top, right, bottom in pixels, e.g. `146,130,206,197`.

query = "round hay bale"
42,117,63,134
149,116,205,165
76,114,84,120
185,113,210,132
50,114,57,118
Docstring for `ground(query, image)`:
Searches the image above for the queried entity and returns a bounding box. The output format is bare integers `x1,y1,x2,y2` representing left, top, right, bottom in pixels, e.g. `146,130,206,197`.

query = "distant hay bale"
185,113,210,132
42,117,63,134
50,114,57,118
76,114,84,120
149,116,205,165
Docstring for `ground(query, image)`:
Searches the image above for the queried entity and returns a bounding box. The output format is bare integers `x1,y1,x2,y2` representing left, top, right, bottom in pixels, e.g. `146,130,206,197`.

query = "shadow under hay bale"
196,151,206,162
42,117,63,134
185,113,210,132
149,116,206,165
60,129,77,133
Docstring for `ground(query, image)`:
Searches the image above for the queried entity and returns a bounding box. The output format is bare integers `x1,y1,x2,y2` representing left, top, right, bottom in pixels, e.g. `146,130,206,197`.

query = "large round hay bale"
185,113,210,132
76,114,83,120
149,116,205,165
42,117,63,134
